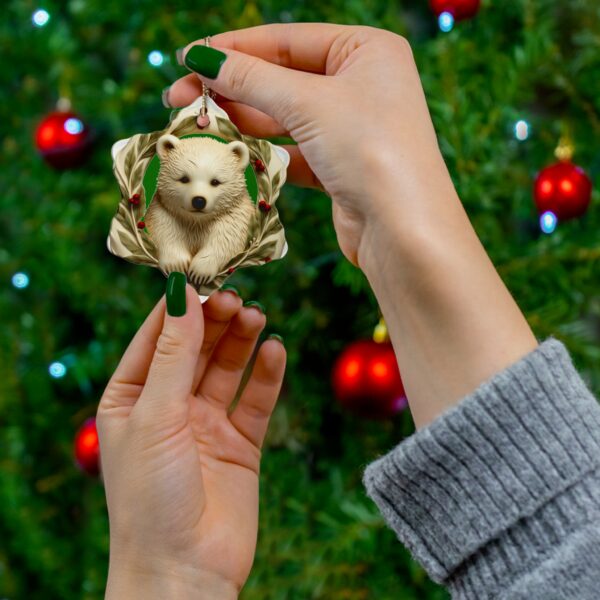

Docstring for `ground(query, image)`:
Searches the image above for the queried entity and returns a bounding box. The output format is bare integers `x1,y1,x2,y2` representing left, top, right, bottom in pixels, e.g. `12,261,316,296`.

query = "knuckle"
227,57,258,97
154,328,185,360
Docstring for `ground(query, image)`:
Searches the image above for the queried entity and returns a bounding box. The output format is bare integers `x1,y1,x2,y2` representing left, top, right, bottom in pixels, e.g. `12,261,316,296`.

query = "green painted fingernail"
268,333,284,344
166,272,187,317
220,284,240,297
184,45,227,79
243,300,265,314
161,86,171,108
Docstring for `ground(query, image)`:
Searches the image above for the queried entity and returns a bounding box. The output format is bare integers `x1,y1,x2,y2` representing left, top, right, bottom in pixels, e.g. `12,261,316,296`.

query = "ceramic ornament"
108,95,289,296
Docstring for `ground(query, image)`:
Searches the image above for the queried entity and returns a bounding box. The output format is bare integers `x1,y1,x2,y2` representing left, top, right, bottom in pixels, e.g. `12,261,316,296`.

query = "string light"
49,361,67,378
540,211,558,234
32,9,50,27
147,50,164,67
64,117,84,135
514,120,530,141
438,11,455,32
12,272,29,289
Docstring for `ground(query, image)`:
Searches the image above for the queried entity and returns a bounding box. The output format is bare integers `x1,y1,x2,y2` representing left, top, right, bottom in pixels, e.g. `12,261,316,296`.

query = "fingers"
196,304,266,410
180,44,317,132
191,288,243,392
136,284,204,416
165,74,290,138
229,337,286,448
99,295,166,411
216,101,289,138
208,23,350,74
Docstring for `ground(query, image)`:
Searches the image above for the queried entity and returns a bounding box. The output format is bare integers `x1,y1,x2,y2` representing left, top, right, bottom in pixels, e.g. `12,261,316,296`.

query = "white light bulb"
32,9,50,27
148,50,164,67
12,272,29,289
540,211,558,234
49,361,67,378
438,11,455,32
514,120,530,141
64,118,84,135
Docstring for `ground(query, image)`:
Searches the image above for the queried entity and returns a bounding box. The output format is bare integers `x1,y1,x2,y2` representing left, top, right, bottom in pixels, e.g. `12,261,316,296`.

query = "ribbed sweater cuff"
363,338,600,587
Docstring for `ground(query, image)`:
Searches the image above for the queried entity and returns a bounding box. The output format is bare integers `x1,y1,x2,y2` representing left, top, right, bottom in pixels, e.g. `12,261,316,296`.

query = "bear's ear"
227,141,250,170
156,134,180,160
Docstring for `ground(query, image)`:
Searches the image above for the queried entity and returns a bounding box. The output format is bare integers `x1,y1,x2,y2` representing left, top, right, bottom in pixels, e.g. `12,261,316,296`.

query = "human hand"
97,276,286,599
166,23,457,267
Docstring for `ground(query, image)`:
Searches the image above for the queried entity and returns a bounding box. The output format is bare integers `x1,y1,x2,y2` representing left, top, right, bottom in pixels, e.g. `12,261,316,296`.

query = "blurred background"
1,0,600,598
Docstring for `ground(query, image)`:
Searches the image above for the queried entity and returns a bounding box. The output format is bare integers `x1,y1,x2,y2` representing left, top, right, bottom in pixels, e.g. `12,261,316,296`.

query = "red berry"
264,256,272,263
258,199,271,212
137,220,145,229
254,159,266,172
227,267,235,274
129,193,141,205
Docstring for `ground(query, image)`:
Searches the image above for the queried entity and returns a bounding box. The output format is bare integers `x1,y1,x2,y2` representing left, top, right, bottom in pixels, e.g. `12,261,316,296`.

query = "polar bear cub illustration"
145,134,256,285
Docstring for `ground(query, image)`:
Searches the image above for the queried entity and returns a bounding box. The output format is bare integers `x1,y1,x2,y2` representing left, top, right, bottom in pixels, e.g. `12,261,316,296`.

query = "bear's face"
155,134,250,217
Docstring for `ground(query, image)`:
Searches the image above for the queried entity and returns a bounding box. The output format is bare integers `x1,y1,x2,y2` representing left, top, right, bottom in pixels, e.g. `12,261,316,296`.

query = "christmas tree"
1,1,599,598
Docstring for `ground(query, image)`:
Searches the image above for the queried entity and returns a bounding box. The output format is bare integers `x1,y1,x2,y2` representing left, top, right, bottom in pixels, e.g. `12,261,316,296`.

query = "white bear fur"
145,134,256,285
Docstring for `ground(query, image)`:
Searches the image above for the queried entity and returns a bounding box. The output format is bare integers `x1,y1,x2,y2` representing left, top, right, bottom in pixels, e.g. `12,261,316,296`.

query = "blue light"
49,361,67,378
540,211,558,234
148,50,164,67
438,11,455,32
514,120,530,141
32,9,50,27
64,117,84,135
12,272,29,289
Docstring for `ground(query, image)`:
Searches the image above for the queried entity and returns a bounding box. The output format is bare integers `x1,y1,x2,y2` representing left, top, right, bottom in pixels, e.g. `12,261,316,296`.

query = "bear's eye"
179,175,190,184
210,178,221,187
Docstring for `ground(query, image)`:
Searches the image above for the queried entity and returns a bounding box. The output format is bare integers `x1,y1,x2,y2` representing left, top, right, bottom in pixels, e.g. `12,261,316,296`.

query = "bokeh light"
49,361,67,378
12,272,29,289
148,50,164,67
540,211,558,234
32,9,50,27
438,11,455,32
514,120,530,141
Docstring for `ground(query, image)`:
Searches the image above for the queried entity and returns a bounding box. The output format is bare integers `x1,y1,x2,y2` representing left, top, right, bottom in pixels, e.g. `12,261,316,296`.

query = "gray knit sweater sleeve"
363,338,600,599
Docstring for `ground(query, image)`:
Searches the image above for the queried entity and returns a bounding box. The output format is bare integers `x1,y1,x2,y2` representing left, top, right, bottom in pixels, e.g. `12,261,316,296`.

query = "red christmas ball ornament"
430,0,481,21
332,340,407,419
35,111,92,169
74,417,100,476
534,161,592,221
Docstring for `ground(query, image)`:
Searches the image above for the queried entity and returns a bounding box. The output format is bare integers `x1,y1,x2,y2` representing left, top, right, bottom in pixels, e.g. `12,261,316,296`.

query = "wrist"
356,143,463,278
355,154,537,428
106,557,239,600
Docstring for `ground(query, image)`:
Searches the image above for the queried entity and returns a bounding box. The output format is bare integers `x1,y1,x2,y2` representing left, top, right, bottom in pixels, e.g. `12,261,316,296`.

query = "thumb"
181,43,316,132
138,273,204,415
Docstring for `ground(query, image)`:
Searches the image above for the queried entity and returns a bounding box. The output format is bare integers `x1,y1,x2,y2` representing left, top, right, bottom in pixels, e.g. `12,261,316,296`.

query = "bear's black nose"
192,196,207,210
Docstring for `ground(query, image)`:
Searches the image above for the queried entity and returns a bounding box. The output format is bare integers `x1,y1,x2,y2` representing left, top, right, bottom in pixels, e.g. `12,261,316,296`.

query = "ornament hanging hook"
196,36,215,128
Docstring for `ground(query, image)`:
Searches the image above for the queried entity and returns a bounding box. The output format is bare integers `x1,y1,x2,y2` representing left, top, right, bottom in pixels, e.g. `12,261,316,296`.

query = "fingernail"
243,300,265,314
184,45,227,79
268,333,284,344
161,86,171,108
175,47,185,66
166,272,187,317
220,284,240,297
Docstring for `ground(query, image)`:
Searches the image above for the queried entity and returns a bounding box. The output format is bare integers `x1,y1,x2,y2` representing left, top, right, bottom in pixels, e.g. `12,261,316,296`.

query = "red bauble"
534,161,592,221
332,340,407,419
35,111,92,169
430,0,481,21
74,417,100,476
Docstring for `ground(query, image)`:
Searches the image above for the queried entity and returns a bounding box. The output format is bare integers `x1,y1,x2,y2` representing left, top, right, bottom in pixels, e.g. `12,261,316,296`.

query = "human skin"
104,22,538,598
99,287,285,599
